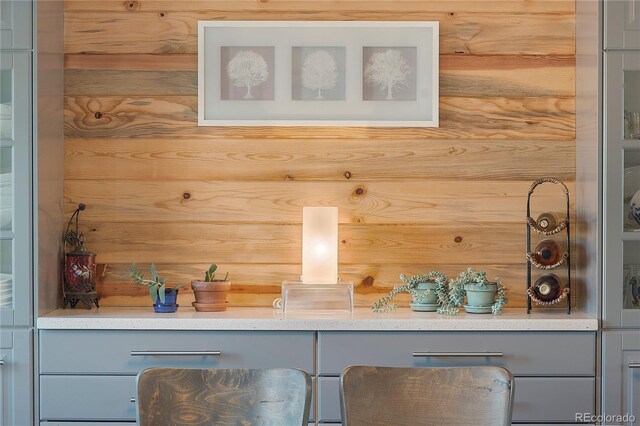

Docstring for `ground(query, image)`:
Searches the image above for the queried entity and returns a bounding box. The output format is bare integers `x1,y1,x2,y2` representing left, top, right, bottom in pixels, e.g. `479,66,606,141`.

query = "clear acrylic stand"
280,281,354,313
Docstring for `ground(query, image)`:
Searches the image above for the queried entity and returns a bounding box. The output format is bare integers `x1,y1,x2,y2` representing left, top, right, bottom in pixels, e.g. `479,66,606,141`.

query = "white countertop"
37,307,598,331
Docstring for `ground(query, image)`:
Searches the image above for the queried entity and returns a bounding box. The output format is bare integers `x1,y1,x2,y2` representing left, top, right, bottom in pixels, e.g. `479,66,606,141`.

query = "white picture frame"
198,21,439,127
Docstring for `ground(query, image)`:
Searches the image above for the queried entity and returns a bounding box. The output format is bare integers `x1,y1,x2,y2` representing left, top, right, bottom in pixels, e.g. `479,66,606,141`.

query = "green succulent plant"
126,262,183,304
439,267,508,315
372,271,449,313
204,264,229,282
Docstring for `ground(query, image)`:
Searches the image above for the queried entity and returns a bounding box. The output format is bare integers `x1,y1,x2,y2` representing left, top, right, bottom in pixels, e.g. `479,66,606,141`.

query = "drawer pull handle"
0,360,4,366
131,397,136,403
130,351,222,357
629,362,640,369
412,352,504,357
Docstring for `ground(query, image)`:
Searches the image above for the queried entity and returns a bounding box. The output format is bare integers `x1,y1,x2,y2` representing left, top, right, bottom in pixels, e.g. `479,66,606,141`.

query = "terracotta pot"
191,280,230,312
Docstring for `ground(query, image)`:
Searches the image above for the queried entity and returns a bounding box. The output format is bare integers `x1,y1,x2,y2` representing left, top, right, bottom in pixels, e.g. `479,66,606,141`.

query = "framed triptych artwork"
198,21,439,127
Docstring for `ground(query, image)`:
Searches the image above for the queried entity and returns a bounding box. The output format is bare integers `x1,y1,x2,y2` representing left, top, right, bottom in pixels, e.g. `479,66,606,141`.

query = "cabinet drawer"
41,374,317,422
318,376,595,423
40,376,136,421
41,424,134,426
41,423,134,426
40,330,314,374
318,332,594,376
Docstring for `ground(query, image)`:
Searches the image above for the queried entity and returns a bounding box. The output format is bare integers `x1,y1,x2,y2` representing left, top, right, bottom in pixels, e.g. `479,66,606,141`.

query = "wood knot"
91,227,97,232
360,276,374,287
125,1,139,11
94,112,103,119
448,12,455,17
182,192,191,200
158,12,166,18
285,175,295,181
454,236,463,243
352,216,365,223
344,171,352,179
353,185,367,197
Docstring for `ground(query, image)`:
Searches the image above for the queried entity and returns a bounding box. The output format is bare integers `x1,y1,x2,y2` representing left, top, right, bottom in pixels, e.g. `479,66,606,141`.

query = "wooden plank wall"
63,0,576,308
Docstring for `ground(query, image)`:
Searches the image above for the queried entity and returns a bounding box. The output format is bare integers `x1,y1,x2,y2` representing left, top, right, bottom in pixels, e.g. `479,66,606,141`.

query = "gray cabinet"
604,5,640,426
0,51,32,328
1,330,32,426
39,330,315,374
318,331,595,376
603,331,640,425
317,331,596,425
603,51,640,328
41,423,134,426
316,376,595,424
41,376,137,422
0,0,32,50
39,330,315,423
0,5,34,425
39,329,596,425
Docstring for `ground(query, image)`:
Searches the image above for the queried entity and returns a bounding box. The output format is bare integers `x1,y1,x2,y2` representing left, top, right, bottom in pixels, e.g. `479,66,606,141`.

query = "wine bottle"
536,212,559,232
533,274,562,302
534,239,561,267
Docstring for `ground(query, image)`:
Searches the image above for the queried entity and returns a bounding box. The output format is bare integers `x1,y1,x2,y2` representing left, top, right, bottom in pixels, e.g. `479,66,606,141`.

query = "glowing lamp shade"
302,207,338,284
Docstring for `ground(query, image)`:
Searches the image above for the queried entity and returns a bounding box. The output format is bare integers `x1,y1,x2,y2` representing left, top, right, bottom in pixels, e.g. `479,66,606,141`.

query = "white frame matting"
198,21,439,127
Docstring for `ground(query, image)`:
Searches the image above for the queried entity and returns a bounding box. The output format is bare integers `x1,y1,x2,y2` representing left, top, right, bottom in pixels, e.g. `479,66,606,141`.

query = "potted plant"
191,264,230,312
126,262,183,313
372,271,449,313
441,268,508,315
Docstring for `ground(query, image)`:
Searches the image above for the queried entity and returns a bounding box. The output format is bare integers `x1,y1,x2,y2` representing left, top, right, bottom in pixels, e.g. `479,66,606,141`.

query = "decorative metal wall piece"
526,177,571,314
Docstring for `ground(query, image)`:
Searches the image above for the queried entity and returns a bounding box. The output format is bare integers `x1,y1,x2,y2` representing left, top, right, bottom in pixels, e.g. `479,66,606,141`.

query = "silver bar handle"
130,350,221,357
629,362,640,369
0,360,4,366
131,397,136,403
412,352,504,357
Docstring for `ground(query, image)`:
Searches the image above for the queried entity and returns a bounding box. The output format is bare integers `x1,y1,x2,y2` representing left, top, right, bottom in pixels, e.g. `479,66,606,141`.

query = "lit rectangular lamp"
302,206,338,284
280,207,354,313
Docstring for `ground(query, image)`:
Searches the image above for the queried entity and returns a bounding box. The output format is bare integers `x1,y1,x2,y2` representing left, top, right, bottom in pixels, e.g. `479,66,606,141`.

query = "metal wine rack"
526,177,571,314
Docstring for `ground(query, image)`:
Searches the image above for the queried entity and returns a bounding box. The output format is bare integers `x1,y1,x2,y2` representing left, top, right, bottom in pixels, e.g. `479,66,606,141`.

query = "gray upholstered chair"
340,365,514,426
136,367,312,426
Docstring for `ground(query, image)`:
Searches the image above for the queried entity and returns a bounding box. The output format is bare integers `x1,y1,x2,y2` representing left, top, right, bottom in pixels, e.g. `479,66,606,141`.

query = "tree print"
364,49,412,100
301,50,337,100
226,50,269,99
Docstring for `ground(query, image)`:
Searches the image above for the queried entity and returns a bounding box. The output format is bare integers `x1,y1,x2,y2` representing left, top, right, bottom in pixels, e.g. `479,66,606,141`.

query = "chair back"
340,365,514,426
137,367,312,426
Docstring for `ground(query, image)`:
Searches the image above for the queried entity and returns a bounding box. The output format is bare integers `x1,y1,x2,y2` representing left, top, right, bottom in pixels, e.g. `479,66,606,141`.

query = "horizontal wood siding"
64,0,576,308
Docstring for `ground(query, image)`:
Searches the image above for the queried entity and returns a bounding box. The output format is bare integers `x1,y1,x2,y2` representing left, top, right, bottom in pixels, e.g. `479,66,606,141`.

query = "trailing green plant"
204,264,229,282
126,262,183,304
492,279,508,315
438,267,508,315
372,271,448,313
